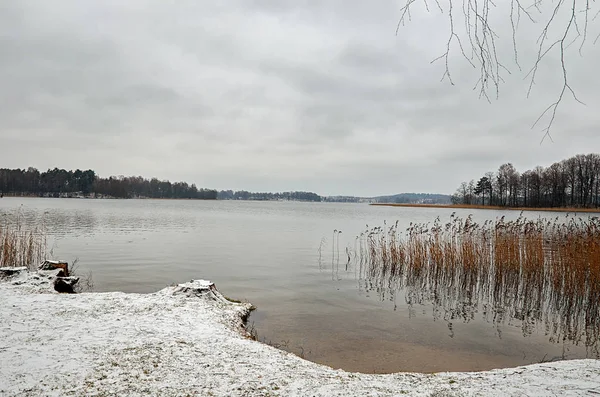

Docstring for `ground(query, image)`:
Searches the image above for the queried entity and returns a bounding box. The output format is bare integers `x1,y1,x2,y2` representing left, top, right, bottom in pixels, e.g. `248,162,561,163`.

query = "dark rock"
0,266,28,280
54,276,79,293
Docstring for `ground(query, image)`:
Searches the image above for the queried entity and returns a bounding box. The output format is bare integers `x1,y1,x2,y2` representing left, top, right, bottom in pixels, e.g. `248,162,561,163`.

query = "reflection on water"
1,198,598,373
351,214,600,360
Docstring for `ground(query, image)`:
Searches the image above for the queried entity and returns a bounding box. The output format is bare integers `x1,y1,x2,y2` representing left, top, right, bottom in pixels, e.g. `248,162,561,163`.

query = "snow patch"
0,270,599,396
171,279,222,299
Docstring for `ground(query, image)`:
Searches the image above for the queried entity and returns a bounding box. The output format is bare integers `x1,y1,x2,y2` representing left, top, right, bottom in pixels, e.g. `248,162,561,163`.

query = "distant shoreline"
0,194,217,200
370,203,600,214
0,195,319,202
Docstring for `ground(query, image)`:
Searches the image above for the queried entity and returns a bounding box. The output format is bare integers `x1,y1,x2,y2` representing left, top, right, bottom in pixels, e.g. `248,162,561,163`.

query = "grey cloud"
0,0,598,195
85,85,182,108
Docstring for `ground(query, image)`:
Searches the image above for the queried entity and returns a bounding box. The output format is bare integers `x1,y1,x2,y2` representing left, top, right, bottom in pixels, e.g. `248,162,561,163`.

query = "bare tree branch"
532,0,586,143
397,0,596,141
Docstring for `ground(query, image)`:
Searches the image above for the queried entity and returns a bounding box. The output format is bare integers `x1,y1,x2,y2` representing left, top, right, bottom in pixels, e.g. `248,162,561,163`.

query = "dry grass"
371,203,600,214
0,211,94,291
354,214,600,354
0,214,47,270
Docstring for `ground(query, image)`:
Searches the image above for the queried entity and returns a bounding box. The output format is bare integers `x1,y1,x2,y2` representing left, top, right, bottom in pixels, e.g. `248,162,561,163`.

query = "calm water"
0,198,595,373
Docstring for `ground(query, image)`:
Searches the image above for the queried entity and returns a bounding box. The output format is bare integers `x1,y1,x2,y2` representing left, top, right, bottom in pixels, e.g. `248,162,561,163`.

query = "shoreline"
371,203,600,214
0,194,218,201
0,195,320,202
1,267,599,396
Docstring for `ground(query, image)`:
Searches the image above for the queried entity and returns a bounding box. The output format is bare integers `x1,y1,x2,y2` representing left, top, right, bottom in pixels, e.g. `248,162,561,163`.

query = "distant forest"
217,190,321,201
452,153,600,208
0,167,217,199
373,193,451,204
323,193,452,204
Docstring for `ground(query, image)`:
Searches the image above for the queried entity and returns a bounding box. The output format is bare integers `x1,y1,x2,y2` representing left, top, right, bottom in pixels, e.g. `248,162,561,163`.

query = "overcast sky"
1,1,599,196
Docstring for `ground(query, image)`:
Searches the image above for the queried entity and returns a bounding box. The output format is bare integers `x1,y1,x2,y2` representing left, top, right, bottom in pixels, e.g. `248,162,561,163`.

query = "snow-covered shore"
1,268,599,396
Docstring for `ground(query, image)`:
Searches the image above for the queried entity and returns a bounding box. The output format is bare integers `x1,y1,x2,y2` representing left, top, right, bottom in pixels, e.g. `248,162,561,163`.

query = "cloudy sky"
1,1,599,196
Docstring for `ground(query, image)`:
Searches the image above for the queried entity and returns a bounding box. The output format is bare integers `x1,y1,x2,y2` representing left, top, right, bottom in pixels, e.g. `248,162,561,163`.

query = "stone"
0,266,28,280
54,276,79,293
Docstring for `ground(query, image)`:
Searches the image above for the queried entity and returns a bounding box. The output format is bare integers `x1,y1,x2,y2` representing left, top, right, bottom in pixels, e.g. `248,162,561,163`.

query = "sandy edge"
0,268,599,397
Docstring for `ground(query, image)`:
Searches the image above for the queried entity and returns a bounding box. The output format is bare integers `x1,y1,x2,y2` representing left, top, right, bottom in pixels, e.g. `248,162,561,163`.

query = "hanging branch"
397,0,595,142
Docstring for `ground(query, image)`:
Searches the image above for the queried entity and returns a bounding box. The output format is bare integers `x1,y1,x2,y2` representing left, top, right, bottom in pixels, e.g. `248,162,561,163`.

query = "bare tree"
507,166,521,206
453,179,477,204
520,170,531,206
468,179,476,203
459,181,470,203
498,163,519,206
452,153,600,208
545,162,566,207
397,0,594,141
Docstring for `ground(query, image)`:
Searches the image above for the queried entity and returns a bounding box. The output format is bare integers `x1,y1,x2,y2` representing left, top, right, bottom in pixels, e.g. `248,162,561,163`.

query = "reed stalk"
0,212,47,270
353,214,600,353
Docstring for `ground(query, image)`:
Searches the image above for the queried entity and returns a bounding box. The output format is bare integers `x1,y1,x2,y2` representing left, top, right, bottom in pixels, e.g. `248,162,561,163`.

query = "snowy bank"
0,268,599,396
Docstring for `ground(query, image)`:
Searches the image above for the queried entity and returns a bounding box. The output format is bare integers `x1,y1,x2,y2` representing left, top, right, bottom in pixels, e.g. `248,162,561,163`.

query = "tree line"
452,153,600,208
217,190,322,202
0,167,217,199
374,193,451,205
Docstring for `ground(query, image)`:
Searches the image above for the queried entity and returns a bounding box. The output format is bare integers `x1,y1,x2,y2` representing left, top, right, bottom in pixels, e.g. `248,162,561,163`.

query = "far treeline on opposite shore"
2,152,598,209
449,153,600,210
0,168,321,201
0,167,442,203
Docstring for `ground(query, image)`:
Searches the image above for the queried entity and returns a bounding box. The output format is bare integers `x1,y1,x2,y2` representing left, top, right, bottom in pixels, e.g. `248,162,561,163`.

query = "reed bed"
353,214,600,355
371,203,600,214
0,213,47,270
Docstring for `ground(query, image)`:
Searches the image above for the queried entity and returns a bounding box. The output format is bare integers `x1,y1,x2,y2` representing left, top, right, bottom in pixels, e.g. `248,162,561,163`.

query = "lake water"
0,197,596,373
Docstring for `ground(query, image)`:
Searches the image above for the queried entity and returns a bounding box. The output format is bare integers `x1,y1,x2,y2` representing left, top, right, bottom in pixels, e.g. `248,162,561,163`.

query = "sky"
1,1,599,197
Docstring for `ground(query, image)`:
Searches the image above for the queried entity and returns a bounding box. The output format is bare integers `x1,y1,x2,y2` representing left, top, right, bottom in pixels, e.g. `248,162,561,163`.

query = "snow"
1,269,599,396
41,260,62,265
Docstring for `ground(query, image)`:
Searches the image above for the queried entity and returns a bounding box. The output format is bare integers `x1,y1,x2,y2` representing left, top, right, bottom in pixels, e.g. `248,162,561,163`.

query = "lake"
0,197,596,373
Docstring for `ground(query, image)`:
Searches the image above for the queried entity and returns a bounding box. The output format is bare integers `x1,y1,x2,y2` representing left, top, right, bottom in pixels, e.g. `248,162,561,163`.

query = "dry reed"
371,203,600,214
0,212,47,270
353,214,600,355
